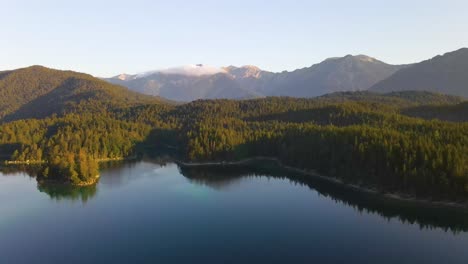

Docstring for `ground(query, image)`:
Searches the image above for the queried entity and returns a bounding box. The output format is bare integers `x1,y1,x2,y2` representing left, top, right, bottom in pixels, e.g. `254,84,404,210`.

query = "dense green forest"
0,66,467,201
1,93,467,199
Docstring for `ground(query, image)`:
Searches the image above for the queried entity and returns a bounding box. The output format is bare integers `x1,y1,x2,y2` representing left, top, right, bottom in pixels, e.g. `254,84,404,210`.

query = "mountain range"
105,55,405,101
105,48,468,101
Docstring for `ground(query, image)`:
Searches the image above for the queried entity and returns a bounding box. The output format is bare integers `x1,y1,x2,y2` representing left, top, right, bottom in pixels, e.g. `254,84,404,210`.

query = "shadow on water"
178,160,468,233
0,163,41,177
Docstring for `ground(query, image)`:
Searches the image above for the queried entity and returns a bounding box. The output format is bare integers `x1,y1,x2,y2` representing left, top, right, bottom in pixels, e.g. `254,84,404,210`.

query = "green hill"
0,66,166,122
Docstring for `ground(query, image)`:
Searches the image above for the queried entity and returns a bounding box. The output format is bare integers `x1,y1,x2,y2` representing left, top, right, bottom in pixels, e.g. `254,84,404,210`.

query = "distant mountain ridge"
105,55,406,101
107,68,262,102
265,55,404,97
370,48,468,97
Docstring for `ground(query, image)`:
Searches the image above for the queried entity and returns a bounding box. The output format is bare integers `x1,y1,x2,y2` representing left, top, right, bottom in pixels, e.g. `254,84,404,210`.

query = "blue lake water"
1,161,468,264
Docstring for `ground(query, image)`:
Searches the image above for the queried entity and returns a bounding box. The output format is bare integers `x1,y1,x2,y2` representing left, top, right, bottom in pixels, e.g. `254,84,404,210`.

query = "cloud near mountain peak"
138,64,226,77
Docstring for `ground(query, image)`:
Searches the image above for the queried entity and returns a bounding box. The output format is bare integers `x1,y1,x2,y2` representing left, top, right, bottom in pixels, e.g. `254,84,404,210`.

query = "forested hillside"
402,102,468,122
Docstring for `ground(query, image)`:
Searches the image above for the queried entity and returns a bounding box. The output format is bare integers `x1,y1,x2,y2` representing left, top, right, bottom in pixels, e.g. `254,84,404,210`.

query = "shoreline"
38,174,100,187
3,156,136,165
74,174,101,186
4,156,468,209
176,157,468,210
96,156,137,163
4,160,45,165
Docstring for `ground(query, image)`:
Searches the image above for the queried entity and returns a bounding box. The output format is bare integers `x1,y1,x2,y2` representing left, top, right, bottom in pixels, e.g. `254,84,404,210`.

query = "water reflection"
179,161,468,233
37,183,97,203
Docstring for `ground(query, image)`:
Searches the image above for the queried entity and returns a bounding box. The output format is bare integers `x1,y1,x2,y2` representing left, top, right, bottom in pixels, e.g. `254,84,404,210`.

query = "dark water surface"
1,161,468,264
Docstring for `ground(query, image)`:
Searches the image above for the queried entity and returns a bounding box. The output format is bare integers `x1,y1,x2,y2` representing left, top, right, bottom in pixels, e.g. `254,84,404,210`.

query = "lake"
1,160,468,264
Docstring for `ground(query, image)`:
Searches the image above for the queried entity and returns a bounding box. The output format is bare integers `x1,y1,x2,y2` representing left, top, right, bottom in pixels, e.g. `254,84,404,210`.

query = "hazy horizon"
3,0,468,77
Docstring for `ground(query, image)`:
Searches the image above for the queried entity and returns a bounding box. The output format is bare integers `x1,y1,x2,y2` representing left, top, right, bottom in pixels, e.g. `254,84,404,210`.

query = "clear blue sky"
2,0,468,77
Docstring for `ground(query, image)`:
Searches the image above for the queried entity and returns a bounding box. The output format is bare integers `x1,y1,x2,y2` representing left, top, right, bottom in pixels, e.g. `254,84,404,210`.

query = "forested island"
0,66,467,203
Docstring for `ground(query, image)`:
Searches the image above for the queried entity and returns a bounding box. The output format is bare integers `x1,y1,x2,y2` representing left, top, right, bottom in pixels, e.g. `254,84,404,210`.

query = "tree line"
0,94,466,199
